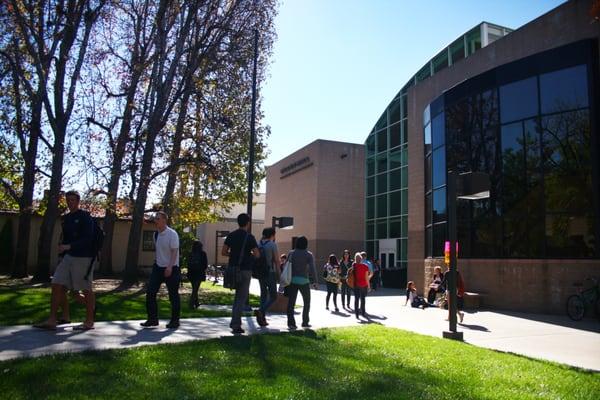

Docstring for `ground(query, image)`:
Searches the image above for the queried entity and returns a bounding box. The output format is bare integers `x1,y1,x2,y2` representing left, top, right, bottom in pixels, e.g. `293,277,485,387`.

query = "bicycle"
566,277,600,321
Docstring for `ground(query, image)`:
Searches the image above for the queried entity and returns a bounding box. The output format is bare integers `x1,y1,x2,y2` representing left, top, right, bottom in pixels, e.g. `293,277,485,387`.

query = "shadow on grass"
1,326,598,399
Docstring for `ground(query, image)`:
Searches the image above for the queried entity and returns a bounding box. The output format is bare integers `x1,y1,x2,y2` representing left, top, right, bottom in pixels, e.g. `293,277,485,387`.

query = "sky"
260,0,566,178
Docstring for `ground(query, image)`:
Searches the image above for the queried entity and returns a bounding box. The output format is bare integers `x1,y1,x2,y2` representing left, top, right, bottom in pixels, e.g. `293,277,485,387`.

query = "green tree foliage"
0,140,21,210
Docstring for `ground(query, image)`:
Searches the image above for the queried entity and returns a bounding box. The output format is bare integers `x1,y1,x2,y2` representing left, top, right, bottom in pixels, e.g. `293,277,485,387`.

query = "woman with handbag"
323,254,341,312
339,250,353,309
285,236,318,330
188,240,208,309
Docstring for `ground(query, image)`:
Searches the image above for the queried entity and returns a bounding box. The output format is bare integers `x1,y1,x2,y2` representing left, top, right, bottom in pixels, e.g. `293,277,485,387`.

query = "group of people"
34,197,465,333
321,251,377,320
405,265,466,323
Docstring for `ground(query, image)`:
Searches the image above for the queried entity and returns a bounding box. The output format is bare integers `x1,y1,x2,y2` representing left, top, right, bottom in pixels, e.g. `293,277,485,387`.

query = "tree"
118,0,275,283
1,1,48,277
3,0,108,281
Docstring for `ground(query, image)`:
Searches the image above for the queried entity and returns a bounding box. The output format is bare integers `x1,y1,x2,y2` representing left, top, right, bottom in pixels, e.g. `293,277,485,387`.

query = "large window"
499,77,538,123
424,52,598,259
540,65,588,114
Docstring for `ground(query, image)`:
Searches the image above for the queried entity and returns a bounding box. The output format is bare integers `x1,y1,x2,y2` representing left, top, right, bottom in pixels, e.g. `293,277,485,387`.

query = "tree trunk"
32,128,65,282
123,125,159,283
162,91,191,217
12,98,42,278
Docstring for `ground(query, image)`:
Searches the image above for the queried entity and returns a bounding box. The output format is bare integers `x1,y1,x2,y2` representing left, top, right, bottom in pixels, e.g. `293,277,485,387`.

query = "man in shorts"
35,190,96,331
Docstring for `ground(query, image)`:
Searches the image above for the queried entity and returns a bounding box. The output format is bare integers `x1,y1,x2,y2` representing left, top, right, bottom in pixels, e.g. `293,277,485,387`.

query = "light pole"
246,6,259,233
443,171,490,341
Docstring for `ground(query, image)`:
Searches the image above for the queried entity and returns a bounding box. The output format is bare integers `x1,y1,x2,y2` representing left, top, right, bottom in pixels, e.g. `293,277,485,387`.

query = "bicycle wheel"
566,295,585,321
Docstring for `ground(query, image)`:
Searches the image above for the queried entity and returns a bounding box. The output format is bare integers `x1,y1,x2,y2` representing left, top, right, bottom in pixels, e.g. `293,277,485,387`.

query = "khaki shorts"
51,254,94,291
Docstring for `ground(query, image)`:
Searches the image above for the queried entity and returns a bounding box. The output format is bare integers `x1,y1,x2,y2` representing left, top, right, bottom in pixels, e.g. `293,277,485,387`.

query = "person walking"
372,258,381,290
34,190,96,331
141,211,181,329
323,254,341,312
255,227,279,327
286,236,318,330
221,213,260,334
352,252,371,320
339,250,353,309
188,240,208,309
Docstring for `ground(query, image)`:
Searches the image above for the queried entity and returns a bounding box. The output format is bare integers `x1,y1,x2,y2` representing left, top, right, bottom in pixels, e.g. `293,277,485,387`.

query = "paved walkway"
1,281,599,371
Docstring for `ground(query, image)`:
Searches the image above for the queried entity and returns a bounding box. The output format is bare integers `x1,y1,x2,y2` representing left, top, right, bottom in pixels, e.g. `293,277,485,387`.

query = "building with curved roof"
365,0,600,313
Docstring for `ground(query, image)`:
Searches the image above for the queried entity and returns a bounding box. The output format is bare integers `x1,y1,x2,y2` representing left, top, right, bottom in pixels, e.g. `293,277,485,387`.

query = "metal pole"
246,26,259,233
443,171,463,341
214,231,219,268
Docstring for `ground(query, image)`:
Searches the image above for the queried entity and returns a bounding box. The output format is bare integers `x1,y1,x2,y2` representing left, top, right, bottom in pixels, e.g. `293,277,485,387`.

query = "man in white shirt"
141,211,181,329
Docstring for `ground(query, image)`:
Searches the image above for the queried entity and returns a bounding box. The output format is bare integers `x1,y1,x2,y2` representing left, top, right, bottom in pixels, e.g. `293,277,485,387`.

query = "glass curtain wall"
366,93,409,270
423,58,598,259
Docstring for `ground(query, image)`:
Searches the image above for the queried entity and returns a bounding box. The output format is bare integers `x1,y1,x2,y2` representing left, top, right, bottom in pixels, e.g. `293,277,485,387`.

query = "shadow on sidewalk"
491,310,600,334
458,323,490,332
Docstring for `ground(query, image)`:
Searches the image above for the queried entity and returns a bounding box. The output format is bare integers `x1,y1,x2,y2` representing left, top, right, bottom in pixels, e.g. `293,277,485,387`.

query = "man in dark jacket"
35,191,96,331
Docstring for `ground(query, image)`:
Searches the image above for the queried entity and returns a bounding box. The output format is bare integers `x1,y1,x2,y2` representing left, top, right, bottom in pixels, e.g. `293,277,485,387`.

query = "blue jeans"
146,264,181,321
341,280,352,306
259,271,278,314
230,270,252,330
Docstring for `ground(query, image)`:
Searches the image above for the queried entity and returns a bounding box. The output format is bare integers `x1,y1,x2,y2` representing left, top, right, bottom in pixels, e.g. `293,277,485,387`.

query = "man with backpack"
221,213,260,334
254,227,279,327
34,190,96,331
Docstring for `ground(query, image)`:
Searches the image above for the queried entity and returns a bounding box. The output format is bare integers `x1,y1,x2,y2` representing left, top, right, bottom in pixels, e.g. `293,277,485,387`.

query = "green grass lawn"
0,280,260,325
0,325,597,399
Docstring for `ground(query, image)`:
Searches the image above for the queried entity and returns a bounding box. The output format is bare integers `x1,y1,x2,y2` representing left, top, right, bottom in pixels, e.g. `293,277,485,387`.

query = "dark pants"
287,283,311,327
411,296,429,308
189,279,201,308
325,282,338,309
354,286,368,317
146,264,181,322
427,287,444,304
372,271,380,290
341,280,352,307
259,271,278,314
230,270,252,330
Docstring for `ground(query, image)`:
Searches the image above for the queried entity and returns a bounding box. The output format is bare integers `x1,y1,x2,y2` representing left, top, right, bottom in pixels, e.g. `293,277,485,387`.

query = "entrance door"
379,239,396,269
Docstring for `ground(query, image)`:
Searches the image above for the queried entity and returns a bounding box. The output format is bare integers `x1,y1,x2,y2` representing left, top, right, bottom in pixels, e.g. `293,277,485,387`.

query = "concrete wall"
195,194,266,267
0,212,156,275
407,0,600,312
266,140,365,266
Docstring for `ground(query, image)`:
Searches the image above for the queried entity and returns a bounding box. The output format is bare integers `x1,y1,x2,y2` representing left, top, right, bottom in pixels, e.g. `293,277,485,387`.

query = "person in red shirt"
351,252,371,319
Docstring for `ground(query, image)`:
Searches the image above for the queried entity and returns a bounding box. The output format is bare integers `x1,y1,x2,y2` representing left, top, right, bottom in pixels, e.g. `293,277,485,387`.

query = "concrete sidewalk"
1,281,599,371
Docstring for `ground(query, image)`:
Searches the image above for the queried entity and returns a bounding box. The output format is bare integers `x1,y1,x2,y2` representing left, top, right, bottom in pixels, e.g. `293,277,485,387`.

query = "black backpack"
84,219,105,281
252,241,270,279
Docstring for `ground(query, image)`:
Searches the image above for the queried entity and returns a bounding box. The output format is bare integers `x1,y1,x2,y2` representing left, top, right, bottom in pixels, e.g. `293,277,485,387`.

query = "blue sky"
261,0,565,173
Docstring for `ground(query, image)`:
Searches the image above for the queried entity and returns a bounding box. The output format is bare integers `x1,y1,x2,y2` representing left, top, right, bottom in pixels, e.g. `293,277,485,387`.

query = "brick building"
366,0,600,313
265,140,365,267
